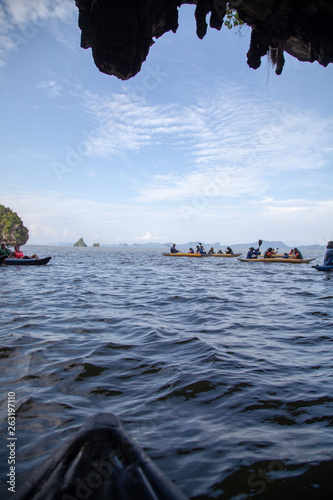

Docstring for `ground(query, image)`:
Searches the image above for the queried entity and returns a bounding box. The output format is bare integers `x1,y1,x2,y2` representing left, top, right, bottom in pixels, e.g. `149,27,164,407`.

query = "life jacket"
324,249,333,265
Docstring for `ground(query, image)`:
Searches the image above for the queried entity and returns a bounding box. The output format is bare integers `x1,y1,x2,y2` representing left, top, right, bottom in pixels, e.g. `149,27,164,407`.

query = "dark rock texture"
75,0,333,79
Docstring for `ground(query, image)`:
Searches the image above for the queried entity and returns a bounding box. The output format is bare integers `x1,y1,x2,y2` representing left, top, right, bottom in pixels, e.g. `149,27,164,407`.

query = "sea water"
0,246,332,499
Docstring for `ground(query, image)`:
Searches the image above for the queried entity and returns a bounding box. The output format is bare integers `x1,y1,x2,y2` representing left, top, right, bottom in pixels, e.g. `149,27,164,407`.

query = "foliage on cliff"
224,4,244,30
0,205,29,246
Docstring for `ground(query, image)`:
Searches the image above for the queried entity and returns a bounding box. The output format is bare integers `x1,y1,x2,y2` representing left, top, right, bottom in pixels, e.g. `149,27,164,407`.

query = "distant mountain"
231,241,291,251
48,242,73,246
132,242,164,248
41,240,326,250
294,244,326,250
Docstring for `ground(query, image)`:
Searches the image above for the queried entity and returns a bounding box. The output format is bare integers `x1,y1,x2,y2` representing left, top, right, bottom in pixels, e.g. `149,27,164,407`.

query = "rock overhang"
75,0,333,79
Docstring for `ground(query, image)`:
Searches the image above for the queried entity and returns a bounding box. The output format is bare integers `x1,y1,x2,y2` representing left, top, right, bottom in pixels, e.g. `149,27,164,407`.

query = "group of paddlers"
246,246,303,259
170,243,233,255
247,240,333,265
169,240,333,265
0,242,39,260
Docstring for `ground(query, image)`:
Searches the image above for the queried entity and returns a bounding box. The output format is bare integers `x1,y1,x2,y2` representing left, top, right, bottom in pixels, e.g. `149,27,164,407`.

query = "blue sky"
1,0,332,246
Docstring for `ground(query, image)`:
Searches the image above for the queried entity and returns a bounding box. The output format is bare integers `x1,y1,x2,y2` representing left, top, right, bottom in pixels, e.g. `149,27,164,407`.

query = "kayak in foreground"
0,255,6,264
238,258,315,264
15,412,188,500
312,264,333,272
2,256,51,266
162,252,206,257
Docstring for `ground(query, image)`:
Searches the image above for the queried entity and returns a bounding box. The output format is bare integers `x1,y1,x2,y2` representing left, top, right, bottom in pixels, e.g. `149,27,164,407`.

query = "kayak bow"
312,264,333,272
15,412,188,500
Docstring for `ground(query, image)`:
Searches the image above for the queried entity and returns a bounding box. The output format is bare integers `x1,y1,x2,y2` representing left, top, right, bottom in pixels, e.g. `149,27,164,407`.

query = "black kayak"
0,255,6,263
2,256,51,266
15,412,188,500
312,264,333,272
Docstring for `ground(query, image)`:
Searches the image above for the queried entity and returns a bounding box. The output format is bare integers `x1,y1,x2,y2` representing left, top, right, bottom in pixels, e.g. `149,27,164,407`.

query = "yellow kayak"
262,254,291,258
238,258,315,264
162,252,242,258
162,252,206,257
210,253,242,257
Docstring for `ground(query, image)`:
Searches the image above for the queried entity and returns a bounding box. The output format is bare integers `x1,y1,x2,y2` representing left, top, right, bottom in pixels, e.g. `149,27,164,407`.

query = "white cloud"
1,148,48,161
29,223,57,238
263,198,333,215
36,80,62,97
134,232,160,241
77,85,332,205
0,0,75,68
135,167,265,202
1,187,332,246
4,0,49,24
3,0,72,24
246,198,333,245
0,189,151,244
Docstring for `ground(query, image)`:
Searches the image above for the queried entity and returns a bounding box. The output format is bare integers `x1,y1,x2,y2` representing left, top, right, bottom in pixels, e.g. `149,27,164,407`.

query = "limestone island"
73,238,87,247
0,204,29,246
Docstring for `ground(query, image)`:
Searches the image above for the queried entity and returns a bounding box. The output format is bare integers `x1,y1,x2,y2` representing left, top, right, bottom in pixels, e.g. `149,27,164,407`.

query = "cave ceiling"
75,0,333,79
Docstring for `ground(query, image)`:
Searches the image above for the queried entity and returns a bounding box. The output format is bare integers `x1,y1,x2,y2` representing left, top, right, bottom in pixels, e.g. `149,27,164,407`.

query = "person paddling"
199,243,206,254
246,247,259,259
323,241,333,265
196,245,206,255
264,247,274,258
0,242,11,257
170,244,180,253
10,245,39,260
293,248,303,259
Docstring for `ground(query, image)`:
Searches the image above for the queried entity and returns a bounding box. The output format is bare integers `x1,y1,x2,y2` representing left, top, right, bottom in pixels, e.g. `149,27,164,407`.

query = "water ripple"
0,246,332,499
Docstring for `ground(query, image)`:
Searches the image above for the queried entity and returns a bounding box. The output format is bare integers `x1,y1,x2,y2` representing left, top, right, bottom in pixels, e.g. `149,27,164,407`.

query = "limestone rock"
74,237,87,247
75,0,333,79
0,204,29,246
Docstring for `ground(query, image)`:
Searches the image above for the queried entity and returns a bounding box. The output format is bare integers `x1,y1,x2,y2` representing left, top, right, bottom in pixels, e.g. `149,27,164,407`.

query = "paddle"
198,242,206,254
257,239,263,256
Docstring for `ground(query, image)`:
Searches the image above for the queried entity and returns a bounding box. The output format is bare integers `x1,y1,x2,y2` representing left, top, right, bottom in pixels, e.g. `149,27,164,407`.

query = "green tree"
224,4,244,30
0,205,29,246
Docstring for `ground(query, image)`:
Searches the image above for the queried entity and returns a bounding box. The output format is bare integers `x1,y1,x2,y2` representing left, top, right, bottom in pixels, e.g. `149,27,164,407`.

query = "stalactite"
75,0,333,80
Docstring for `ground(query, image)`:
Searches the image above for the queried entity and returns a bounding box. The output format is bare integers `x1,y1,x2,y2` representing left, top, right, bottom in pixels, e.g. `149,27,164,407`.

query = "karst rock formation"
75,0,333,79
